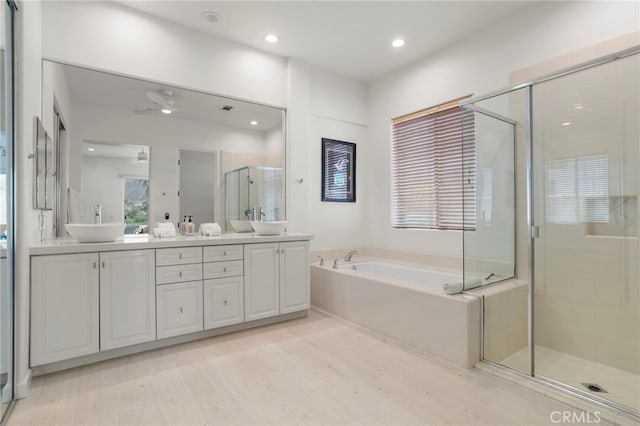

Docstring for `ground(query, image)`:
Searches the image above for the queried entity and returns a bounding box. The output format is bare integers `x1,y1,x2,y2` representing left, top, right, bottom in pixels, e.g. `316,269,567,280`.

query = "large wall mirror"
41,60,285,235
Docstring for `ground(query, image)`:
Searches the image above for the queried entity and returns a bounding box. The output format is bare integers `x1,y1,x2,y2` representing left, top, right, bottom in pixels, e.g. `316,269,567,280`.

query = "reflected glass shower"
462,50,639,417
224,166,284,231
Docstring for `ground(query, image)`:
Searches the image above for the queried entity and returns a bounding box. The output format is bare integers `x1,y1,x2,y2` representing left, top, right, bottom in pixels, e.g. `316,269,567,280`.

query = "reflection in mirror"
33,118,50,210
81,142,150,233
41,60,285,235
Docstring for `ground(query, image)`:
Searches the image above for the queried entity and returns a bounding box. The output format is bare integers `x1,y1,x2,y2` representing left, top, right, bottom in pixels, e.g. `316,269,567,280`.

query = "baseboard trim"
14,370,30,400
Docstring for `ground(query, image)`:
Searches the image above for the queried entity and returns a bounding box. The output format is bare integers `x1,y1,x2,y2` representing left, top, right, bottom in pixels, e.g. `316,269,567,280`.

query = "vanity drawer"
156,263,203,285
204,277,244,329
203,245,243,262
203,260,243,279
157,281,203,339
156,247,202,266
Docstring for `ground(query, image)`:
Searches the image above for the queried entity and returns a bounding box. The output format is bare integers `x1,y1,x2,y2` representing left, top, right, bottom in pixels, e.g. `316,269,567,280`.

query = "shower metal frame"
460,45,640,421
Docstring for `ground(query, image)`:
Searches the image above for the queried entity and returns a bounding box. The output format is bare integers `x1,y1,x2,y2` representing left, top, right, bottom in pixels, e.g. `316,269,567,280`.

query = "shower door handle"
530,226,540,239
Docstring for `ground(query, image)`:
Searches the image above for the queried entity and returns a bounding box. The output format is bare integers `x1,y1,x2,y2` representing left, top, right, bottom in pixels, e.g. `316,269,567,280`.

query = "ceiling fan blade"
146,91,171,108
134,107,158,114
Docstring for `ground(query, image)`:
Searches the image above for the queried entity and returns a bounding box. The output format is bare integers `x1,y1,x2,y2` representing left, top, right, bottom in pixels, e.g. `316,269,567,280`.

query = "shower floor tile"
501,345,640,411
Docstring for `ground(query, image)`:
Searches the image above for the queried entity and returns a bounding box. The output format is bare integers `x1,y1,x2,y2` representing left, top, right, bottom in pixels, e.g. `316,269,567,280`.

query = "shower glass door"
532,53,639,413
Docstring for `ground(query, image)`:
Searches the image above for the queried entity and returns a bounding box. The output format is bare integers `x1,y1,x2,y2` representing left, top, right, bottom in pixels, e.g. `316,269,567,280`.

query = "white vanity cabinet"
155,247,204,339
203,245,244,329
279,241,310,314
244,241,309,321
100,250,156,350
30,253,100,366
30,235,311,371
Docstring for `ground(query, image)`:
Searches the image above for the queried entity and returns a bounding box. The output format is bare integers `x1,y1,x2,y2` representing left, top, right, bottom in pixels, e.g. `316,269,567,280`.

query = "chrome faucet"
258,206,266,222
332,259,339,269
344,250,358,262
317,256,325,266
94,204,102,224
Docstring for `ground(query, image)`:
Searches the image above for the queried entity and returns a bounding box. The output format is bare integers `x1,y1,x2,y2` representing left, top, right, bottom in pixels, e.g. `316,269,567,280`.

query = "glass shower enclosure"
461,49,639,418
224,166,284,232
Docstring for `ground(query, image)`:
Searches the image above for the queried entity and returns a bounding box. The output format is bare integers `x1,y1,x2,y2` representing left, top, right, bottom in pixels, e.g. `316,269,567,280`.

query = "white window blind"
545,154,609,224
391,100,475,230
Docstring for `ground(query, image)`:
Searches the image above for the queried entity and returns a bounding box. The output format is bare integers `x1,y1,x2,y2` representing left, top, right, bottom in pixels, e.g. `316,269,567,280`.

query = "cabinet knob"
179,253,183,259
281,249,286,254
102,261,106,268
93,262,97,269
223,300,228,306
223,267,227,273
179,271,183,277
223,251,227,256
179,307,183,314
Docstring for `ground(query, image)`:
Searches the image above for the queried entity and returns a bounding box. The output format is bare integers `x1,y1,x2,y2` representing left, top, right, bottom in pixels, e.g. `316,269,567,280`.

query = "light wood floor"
10,310,579,426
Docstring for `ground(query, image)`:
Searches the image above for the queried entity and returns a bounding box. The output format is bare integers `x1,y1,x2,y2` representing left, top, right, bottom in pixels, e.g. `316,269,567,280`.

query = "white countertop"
30,232,313,256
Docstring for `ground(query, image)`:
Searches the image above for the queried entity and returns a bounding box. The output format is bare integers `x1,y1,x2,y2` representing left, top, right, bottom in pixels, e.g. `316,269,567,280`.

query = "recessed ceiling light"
88,148,95,152
250,121,258,126
392,39,405,48
161,109,172,114
201,11,222,24
265,34,279,43
562,122,571,126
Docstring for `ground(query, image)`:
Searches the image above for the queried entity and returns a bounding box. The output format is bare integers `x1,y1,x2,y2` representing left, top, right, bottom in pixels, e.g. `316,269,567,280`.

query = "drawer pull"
179,253,183,259
281,249,286,254
93,262,97,269
223,300,228,306
179,306,183,314
179,271,183,277
223,251,227,256
223,267,227,273
102,261,106,268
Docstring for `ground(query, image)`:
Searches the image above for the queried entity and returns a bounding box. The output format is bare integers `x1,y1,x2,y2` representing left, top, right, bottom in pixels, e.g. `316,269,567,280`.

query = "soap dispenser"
185,215,195,234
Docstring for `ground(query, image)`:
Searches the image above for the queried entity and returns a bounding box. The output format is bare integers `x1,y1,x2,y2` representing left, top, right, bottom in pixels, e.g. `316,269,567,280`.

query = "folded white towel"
155,222,176,231
153,222,176,238
443,282,464,295
199,223,221,236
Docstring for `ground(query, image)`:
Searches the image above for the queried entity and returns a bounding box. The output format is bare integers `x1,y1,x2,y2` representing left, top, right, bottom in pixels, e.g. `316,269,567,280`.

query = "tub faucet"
344,250,358,262
94,204,102,224
317,256,325,266
332,259,339,269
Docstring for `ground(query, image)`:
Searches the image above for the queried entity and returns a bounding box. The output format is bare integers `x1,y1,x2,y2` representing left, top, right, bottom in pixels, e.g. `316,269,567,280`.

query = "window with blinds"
391,99,476,230
545,154,609,224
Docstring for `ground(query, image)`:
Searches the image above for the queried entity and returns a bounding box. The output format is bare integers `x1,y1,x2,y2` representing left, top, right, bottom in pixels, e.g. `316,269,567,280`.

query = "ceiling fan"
134,89,176,115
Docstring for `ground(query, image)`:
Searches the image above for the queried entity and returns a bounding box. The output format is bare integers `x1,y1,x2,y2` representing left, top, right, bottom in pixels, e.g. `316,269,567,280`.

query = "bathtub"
311,259,481,368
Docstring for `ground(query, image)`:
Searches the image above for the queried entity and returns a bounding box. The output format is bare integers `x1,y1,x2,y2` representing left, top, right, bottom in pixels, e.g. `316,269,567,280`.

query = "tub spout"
344,250,358,262
332,259,339,269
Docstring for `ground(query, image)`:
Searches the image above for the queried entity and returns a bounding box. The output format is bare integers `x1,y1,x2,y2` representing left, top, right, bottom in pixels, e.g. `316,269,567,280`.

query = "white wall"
286,59,369,250
366,1,640,258
71,103,266,227
15,0,42,397
41,1,287,108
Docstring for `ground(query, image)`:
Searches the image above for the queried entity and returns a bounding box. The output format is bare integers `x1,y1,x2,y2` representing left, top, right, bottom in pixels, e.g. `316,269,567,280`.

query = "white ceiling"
117,1,535,82
58,62,284,131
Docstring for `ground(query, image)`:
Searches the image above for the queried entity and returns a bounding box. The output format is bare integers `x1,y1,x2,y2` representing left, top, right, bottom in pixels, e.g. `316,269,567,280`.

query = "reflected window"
545,154,609,224
123,177,149,232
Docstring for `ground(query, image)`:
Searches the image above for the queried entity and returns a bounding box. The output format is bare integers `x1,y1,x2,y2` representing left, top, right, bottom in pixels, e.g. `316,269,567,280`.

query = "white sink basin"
66,223,125,243
251,221,287,236
230,220,253,233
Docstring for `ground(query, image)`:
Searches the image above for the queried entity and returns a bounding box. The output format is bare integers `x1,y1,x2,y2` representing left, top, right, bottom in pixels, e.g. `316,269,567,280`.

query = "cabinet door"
100,250,156,350
204,277,244,329
279,241,310,314
244,243,279,321
157,281,203,339
31,253,99,366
